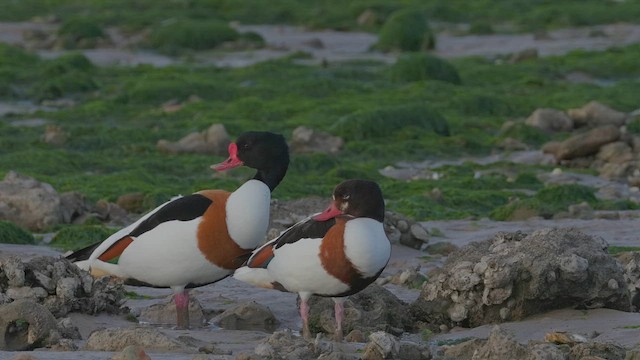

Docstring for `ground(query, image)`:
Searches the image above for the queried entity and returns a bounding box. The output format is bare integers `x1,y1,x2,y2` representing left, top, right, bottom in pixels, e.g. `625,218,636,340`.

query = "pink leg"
333,298,345,342
300,298,311,339
174,289,190,329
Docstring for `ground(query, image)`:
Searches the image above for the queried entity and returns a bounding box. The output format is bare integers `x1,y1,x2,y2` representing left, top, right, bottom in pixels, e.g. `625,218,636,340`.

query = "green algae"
0,13,639,223
0,221,35,245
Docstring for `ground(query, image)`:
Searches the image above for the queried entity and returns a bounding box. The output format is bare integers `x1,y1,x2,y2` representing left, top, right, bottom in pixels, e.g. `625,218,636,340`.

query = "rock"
398,340,430,360
57,317,82,340
94,199,130,223
253,330,314,360
212,300,278,332
116,192,145,213
290,126,344,155
84,327,192,352
309,285,413,338
443,338,486,359
0,171,63,231
411,229,629,327
362,332,400,360
410,223,429,242
42,125,68,146
525,108,573,133
345,329,366,343
1,255,126,317
615,252,640,311
157,123,231,155
0,300,60,350
111,345,152,360
59,191,91,224
546,125,620,161
139,295,205,327
386,266,427,288
472,326,528,360
526,342,569,360
627,347,640,360
570,342,626,360
568,101,627,128
596,142,634,164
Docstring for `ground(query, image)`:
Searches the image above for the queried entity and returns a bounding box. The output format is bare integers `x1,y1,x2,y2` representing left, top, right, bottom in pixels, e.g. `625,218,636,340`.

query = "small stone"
396,220,409,232
345,329,366,343
111,345,152,360
608,279,619,290
410,224,429,242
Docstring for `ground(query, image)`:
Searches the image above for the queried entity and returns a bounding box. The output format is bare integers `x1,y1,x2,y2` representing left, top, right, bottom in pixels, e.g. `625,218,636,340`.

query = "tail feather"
233,266,277,289
65,241,103,262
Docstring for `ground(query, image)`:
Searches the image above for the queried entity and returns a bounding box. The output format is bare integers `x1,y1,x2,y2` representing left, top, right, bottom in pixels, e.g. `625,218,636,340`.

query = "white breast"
343,219,391,277
226,179,271,250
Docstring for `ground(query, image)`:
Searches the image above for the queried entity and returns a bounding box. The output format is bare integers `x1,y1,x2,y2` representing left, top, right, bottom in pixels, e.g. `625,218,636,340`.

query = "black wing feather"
274,217,336,249
129,194,212,237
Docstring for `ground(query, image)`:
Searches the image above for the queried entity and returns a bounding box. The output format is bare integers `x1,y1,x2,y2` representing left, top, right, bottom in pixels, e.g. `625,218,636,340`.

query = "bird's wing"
66,194,213,263
245,215,336,269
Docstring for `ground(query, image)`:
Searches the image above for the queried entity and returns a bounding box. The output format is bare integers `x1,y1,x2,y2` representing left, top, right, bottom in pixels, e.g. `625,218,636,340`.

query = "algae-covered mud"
1,2,640,220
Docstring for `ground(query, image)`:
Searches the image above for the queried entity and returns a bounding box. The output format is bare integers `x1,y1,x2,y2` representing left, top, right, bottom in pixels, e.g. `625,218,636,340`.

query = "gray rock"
569,342,626,360
0,300,60,350
596,142,634,164
290,126,344,155
0,171,63,231
526,343,569,360
110,345,152,360
568,101,627,128
411,229,629,327
139,295,205,327
471,326,528,360
212,300,278,332
525,108,573,133
309,285,413,338
254,330,314,360
157,123,231,156
410,223,430,242
362,332,400,360
547,125,621,161
84,327,192,352
1,256,26,287
1,255,125,317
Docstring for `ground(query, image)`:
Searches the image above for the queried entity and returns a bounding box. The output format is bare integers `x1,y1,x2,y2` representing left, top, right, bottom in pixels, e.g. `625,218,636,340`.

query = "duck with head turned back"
234,179,391,341
67,131,289,329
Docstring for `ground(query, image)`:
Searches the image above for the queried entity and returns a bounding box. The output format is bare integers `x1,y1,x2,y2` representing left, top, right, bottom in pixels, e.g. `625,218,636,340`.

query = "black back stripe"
274,217,336,249
129,194,213,237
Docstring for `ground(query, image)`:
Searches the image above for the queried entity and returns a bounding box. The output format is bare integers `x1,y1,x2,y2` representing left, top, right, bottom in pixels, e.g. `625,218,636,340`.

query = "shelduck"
67,131,289,329
234,179,391,341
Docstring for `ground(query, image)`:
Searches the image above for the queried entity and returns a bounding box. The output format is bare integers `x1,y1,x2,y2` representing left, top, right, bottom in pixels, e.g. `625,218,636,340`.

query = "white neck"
226,179,271,249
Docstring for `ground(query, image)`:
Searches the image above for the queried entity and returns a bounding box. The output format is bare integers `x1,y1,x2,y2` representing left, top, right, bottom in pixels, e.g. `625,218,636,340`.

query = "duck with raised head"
67,131,289,329
234,179,391,341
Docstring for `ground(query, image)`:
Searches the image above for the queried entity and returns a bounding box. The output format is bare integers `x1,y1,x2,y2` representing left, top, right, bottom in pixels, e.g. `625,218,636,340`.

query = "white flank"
343,219,391,277
226,179,271,249
266,237,350,295
117,218,229,287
